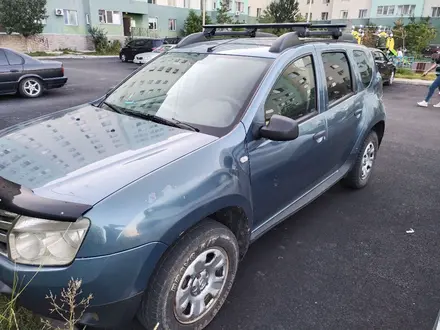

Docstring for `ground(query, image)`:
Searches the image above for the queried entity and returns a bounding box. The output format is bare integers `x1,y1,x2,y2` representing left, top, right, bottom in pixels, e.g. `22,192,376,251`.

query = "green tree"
261,0,301,24
392,19,407,50
183,9,212,36
402,17,436,55
258,0,303,35
216,0,234,24
0,0,47,37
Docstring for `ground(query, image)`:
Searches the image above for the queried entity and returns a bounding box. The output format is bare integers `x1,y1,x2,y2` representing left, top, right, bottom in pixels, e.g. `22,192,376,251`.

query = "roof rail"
176,23,352,52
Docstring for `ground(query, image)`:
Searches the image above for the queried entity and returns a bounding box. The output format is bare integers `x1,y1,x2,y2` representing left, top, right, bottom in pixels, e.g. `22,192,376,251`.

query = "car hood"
0,104,217,205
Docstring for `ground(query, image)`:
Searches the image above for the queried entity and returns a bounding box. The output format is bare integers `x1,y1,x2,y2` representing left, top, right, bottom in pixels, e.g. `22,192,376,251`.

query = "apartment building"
298,0,372,21
0,0,250,51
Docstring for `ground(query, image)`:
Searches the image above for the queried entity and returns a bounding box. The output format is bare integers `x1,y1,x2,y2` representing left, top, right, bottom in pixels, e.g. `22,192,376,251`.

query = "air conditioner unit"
235,11,240,16
54,8,64,16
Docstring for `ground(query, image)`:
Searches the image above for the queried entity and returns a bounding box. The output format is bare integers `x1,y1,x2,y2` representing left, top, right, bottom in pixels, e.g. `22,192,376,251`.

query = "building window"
213,1,217,9
321,12,329,20
149,17,158,30
377,5,395,16
85,14,90,25
148,0,156,4
63,10,78,26
322,0,330,4
307,0,313,4
358,9,367,18
397,5,416,16
340,10,348,19
98,10,121,24
248,6,251,14
236,1,244,12
168,19,176,31
184,0,190,8
306,12,313,21
433,7,440,17
256,8,262,17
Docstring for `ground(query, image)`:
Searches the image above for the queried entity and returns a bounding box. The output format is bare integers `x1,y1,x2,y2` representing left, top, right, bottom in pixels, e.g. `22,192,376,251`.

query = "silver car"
133,44,176,64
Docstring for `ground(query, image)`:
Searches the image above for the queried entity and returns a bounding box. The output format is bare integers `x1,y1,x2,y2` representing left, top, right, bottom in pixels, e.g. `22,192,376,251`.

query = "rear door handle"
9,70,19,73
313,130,326,143
354,109,362,118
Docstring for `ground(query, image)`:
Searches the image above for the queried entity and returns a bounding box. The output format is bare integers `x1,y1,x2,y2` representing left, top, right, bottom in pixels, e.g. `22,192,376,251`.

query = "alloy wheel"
23,79,41,97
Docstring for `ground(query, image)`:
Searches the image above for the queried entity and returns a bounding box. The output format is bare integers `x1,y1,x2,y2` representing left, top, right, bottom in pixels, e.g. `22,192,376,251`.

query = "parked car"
0,23,385,330
120,37,179,62
370,47,396,85
0,48,67,98
133,45,176,64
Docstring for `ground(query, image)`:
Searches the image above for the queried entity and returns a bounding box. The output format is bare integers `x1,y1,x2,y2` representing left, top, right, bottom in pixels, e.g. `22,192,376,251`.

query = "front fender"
78,125,252,257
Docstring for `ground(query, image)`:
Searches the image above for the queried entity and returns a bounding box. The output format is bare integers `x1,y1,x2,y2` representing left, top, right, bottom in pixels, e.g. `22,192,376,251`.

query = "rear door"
0,50,17,94
316,48,361,170
4,49,24,87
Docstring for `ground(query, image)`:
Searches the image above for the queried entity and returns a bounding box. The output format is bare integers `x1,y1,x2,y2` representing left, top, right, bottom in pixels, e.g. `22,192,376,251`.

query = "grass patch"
0,295,40,330
395,68,436,81
26,51,52,57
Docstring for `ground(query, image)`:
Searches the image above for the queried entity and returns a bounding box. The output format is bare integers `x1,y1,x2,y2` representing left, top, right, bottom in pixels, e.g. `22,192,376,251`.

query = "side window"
322,52,353,104
264,55,317,122
0,51,8,66
353,50,373,89
4,50,24,65
135,40,146,47
374,51,385,61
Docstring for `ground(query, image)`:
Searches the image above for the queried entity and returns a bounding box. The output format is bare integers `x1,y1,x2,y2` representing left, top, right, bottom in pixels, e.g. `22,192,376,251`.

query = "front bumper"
0,241,167,328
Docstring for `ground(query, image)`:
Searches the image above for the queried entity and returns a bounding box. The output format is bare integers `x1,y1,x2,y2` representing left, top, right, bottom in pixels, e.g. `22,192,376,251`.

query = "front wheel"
341,131,379,189
137,220,239,330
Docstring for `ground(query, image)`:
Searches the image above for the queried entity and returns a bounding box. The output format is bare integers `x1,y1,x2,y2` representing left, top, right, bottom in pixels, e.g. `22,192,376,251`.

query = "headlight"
8,217,90,266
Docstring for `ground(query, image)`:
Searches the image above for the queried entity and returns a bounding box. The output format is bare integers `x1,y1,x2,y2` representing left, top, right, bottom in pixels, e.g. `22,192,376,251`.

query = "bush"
88,26,109,53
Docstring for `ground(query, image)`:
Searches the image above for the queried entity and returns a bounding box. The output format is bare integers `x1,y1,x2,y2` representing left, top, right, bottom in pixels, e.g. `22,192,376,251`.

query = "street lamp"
307,0,312,22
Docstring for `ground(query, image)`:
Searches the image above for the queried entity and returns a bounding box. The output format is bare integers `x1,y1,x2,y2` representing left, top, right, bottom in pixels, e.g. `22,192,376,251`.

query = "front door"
248,54,332,229
123,17,131,36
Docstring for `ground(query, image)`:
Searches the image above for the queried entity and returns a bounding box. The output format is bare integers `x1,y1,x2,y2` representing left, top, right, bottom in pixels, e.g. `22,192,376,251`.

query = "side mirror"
259,114,299,141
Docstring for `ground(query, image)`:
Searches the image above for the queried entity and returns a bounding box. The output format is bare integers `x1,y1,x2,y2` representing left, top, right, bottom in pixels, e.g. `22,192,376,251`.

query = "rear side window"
322,52,353,104
353,50,373,89
0,50,8,66
5,50,24,65
152,40,164,48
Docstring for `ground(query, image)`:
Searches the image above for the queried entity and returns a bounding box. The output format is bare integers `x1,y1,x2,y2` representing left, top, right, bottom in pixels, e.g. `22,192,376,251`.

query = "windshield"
104,52,273,135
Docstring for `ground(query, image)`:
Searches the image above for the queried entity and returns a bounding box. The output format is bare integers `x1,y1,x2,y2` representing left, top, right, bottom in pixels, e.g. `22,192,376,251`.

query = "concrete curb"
35,55,118,60
394,78,432,86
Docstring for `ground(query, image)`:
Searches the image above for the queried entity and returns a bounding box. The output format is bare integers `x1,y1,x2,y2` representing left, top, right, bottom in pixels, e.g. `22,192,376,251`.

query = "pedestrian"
417,52,440,108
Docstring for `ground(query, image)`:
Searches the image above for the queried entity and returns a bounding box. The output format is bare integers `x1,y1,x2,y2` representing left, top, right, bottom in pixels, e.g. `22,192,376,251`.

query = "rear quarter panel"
22,61,63,80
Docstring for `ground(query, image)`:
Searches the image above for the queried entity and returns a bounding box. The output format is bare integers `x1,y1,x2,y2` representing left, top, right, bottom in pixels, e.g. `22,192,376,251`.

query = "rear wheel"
19,77,43,98
341,131,379,189
137,220,239,330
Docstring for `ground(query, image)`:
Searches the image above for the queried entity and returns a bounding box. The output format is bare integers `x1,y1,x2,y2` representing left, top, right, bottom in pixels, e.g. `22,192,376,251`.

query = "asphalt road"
1,59,440,330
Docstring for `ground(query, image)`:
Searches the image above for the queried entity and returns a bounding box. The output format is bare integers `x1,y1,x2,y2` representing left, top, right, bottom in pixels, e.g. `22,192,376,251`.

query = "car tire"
137,219,239,330
19,77,43,98
384,70,395,86
341,131,379,189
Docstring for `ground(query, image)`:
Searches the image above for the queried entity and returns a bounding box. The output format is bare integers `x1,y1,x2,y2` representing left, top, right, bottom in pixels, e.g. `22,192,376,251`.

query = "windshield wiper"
102,102,199,132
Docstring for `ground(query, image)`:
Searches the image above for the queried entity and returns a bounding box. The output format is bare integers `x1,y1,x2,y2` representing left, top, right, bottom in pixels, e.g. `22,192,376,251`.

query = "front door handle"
9,69,19,73
354,109,362,118
313,130,326,143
